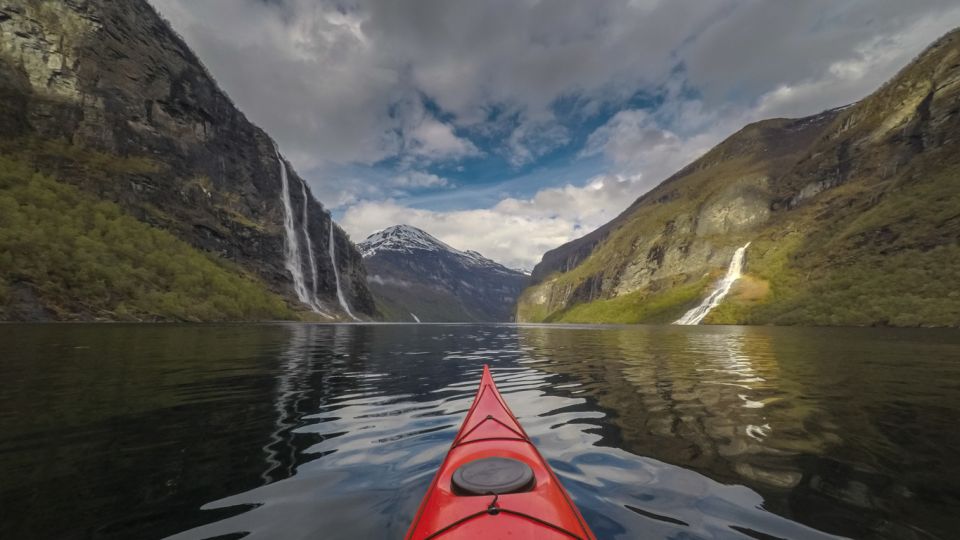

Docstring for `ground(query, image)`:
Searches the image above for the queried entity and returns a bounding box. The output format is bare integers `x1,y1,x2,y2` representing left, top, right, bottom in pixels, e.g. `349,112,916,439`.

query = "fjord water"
1,325,959,539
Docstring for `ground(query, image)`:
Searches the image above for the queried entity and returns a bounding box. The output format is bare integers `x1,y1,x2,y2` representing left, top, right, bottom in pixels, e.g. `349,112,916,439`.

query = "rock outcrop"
0,0,374,319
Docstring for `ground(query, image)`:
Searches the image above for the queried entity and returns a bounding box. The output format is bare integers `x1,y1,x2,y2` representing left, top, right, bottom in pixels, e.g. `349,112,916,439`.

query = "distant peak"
358,224,456,257
358,225,523,276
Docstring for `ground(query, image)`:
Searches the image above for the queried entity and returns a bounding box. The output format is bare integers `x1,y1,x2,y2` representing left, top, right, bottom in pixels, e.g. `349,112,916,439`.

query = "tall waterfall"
300,182,321,303
276,149,311,306
275,148,327,315
328,222,357,320
674,242,751,325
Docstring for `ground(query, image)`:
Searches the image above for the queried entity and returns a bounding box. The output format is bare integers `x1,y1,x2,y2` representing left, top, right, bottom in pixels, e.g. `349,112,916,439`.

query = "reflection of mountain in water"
517,326,814,487
518,325,960,539
3,324,958,540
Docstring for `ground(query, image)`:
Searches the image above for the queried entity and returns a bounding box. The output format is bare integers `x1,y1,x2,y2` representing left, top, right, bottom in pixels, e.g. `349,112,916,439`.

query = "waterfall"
328,221,358,320
276,148,311,306
674,242,751,325
300,182,322,304
410,312,421,323
275,148,327,315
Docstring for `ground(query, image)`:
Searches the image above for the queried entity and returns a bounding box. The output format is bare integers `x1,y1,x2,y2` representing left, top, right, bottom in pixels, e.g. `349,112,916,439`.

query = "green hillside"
0,156,293,321
519,29,960,327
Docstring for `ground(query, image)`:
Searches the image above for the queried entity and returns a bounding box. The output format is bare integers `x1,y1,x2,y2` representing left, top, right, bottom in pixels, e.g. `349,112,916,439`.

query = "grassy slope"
712,157,960,326
518,159,759,323
545,276,713,324
519,155,772,325
0,156,294,321
554,157,960,328
524,30,960,327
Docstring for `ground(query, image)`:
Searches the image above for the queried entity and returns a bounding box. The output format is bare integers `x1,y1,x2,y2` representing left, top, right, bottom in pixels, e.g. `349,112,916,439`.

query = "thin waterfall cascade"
410,312,421,323
674,242,751,325
299,182,323,306
275,147,327,315
328,222,358,321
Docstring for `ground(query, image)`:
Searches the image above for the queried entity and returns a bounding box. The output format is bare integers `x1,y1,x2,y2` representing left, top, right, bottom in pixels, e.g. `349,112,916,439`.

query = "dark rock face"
0,0,374,317
359,225,528,322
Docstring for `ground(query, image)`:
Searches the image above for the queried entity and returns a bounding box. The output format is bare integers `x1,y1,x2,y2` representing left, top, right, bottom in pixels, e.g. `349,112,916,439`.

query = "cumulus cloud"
506,116,571,166
150,0,960,268
582,110,706,188
152,0,960,171
407,117,479,160
342,172,650,270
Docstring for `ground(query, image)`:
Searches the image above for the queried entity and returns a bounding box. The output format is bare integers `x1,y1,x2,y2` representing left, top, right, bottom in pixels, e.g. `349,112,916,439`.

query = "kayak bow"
405,365,596,539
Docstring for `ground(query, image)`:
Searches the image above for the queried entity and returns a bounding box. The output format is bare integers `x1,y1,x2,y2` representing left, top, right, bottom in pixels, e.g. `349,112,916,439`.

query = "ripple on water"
2,323,959,539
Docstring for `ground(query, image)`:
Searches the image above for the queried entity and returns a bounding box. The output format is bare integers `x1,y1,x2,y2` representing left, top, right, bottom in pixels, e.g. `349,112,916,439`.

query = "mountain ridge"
519,27,960,327
359,225,528,322
0,0,374,320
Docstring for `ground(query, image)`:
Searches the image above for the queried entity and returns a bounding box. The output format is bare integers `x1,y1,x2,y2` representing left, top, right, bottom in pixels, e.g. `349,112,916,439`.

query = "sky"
150,0,960,270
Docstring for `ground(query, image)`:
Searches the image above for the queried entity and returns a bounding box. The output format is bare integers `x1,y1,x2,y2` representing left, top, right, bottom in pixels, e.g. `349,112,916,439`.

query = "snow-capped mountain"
358,225,528,322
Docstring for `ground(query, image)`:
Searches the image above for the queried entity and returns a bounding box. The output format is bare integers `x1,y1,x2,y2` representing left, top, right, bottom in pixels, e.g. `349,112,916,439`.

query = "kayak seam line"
451,436,528,447
453,415,526,446
420,506,586,540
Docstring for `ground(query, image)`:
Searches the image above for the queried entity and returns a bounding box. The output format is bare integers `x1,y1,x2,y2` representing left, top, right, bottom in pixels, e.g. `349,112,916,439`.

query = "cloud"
579,106,725,195
406,115,480,161
747,11,960,119
390,171,450,189
506,116,571,166
151,0,960,172
341,172,649,270
148,0,719,170
150,0,960,269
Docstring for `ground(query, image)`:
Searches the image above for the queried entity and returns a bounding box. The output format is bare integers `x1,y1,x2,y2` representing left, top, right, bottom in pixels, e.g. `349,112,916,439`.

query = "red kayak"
405,365,596,539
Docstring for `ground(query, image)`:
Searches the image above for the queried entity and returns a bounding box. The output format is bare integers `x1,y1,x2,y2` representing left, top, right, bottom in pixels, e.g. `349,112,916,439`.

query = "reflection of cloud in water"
166,325,843,540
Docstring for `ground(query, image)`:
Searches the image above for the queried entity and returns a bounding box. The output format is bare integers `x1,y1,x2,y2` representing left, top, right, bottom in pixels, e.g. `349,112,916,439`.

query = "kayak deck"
405,365,596,539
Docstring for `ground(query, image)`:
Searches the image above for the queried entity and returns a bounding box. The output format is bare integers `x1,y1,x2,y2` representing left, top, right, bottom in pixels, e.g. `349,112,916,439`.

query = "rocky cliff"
519,28,960,327
0,0,374,320
359,225,528,322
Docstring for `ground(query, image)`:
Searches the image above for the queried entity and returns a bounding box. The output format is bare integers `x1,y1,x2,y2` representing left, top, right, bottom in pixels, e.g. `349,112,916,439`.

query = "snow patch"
358,225,521,275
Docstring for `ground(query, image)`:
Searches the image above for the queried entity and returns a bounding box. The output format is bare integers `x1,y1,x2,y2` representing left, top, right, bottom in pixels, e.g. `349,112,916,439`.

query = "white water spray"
300,182,321,303
276,148,311,306
674,242,751,325
328,222,357,320
276,148,327,315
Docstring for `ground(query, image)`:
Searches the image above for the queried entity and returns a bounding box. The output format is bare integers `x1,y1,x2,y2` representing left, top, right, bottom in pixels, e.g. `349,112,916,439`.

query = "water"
328,223,356,320
1,324,959,540
299,182,323,312
676,242,751,325
275,149,324,314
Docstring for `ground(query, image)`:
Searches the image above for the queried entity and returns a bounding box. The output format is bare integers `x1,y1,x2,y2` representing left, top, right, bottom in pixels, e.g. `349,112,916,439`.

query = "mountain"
519,28,960,327
0,0,374,321
359,225,528,322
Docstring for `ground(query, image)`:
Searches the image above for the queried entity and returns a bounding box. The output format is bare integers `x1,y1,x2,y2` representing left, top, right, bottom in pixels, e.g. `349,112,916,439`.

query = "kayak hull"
405,365,596,539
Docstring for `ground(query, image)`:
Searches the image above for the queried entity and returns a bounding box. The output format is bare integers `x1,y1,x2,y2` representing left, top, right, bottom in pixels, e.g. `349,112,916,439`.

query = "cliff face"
519,111,839,323
0,0,374,319
359,225,528,322
519,28,960,326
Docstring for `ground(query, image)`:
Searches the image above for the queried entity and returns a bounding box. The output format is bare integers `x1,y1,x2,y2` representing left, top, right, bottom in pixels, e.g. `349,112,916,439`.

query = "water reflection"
1,324,959,539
